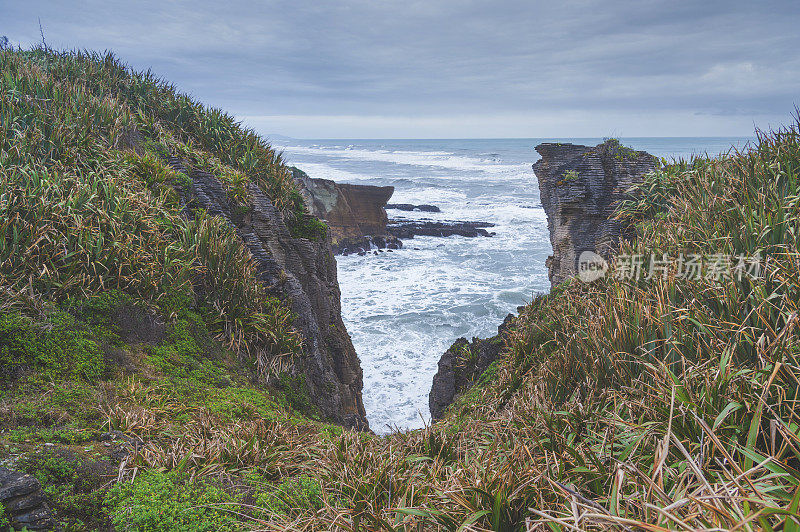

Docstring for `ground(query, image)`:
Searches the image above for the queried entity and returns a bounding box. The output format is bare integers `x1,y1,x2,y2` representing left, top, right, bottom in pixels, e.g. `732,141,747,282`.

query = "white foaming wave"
337,246,532,433
289,162,383,185
277,144,528,175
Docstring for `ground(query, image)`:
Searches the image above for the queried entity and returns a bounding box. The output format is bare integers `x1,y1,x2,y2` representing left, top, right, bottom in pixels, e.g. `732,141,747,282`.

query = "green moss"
476,360,499,387
105,470,240,531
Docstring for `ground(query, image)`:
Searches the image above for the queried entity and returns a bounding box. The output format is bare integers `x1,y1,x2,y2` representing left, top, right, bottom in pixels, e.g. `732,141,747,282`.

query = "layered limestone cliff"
170,158,368,430
291,167,396,253
533,140,657,287
0,468,58,531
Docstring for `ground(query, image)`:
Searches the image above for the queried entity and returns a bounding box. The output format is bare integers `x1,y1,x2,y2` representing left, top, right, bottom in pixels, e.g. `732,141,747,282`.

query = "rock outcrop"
533,140,657,287
0,468,58,531
291,167,394,253
388,220,495,240
429,314,515,421
170,158,368,430
386,203,441,213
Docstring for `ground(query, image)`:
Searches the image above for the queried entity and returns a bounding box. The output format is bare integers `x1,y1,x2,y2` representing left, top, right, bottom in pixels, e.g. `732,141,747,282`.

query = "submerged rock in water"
386,203,441,213
338,235,403,256
533,140,657,288
387,220,495,239
429,314,515,421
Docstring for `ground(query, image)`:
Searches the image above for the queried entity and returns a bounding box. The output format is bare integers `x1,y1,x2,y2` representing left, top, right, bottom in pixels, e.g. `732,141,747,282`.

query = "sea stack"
291,167,397,254
533,140,658,287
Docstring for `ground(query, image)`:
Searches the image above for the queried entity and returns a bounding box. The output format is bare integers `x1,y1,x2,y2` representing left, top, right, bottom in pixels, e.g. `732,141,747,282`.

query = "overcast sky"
3,0,799,138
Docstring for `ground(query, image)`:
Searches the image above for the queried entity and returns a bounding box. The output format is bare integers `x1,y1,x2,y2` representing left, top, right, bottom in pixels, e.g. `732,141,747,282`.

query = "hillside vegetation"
1,47,799,531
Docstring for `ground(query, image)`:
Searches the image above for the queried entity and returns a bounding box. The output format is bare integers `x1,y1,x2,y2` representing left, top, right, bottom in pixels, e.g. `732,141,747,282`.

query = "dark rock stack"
169,158,368,430
387,220,495,240
429,314,515,421
533,140,657,287
0,468,58,531
386,203,441,213
292,168,496,255
291,167,394,253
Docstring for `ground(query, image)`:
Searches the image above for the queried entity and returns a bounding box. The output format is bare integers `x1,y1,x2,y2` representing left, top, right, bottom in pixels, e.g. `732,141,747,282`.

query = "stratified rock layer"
291,167,394,252
170,158,368,430
533,140,657,287
0,468,58,531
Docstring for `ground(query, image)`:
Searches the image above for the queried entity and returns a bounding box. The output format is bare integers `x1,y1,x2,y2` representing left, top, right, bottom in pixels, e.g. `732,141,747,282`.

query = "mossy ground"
0,291,331,530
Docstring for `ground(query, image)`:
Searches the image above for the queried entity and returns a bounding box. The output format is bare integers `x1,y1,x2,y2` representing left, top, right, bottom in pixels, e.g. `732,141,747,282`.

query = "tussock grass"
0,46,303,366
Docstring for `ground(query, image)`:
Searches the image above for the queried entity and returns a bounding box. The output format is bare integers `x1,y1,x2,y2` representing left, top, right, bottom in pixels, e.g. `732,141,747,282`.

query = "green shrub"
105,470,240,531
276,373,317,417
0,311,104,382
288,214,328,241
255,475,324,517
18,450,106,530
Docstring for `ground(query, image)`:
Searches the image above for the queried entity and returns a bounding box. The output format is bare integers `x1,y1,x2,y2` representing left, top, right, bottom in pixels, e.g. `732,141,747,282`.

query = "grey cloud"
2,0,797,136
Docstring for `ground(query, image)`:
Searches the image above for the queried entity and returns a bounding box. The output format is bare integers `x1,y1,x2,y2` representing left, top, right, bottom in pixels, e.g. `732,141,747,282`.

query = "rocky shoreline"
387,219,495,239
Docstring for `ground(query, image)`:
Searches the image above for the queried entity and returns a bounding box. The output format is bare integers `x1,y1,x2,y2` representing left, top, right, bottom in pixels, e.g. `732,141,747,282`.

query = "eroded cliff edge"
171,158,368,430
429,314,515,421
429,140,656,421
534,140,657,288
291,167,397,254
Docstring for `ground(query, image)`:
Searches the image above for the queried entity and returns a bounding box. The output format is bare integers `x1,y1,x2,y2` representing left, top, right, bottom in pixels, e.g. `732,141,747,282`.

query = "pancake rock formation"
0,468,58,531
169,159,368,430
533,140,657,288
429,313,515,421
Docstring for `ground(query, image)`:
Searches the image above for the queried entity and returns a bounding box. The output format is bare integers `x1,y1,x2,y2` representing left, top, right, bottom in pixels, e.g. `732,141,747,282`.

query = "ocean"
274,137,753,433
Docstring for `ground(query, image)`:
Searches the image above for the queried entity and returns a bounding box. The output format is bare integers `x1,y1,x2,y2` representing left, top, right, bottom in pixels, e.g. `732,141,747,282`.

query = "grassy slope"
2,47,799,531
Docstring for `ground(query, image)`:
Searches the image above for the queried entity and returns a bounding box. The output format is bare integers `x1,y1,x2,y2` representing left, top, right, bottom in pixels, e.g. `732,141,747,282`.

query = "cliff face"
291,167,394,251
429,140,657,421
170,158,368,430
428,314,515,421
533,140,657,287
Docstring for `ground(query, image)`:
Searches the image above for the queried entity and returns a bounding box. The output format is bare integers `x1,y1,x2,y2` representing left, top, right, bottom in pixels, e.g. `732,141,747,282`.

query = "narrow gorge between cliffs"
278,136,753,433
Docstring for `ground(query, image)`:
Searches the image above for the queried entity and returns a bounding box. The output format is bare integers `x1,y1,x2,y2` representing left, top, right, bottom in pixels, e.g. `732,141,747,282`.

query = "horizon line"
269,135,756,142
